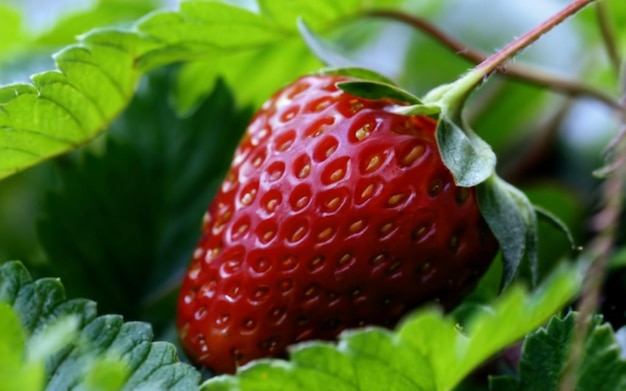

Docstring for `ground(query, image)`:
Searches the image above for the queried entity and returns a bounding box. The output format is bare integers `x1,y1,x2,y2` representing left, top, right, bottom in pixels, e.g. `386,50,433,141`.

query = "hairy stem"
442,0,597,115
366,4,620,111
474,0,594,73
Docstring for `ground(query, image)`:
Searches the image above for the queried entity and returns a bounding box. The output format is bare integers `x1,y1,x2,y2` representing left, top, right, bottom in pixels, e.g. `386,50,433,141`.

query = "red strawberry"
177,74,498,374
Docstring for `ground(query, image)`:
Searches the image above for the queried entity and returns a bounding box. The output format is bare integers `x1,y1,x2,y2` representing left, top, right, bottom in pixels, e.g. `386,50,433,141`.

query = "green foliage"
478,176,539,288
491,312,626,391
33,0,160,47
337,80,423,104
0,260,201,391
471,81,552,153
320,67,396,85
435,116,496,187
0,258,580,390
37,69,250,325
0,303,43,391
203,266,579,391
0,31,150,178
172,37,319,114
169,0,410,113
0,3,23,55
296,18,362,70
2,0,626,389
0,0,164,87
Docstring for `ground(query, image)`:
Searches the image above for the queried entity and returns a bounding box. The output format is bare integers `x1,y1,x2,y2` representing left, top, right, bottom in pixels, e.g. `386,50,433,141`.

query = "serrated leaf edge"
0,261,201,390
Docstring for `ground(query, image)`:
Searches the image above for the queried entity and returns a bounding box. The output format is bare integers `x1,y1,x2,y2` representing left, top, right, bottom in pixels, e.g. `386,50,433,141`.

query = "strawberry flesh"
177,75,499,374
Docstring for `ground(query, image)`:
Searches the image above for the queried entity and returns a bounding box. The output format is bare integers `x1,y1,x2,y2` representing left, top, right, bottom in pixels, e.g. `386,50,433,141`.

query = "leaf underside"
0,260,201,390
478,175,539,288
436,115,496,188
37,70,250,323
297,18,362,69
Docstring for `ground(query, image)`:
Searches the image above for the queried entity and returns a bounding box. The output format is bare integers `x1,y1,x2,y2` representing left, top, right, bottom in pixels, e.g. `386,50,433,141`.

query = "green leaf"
33,0,161,47
0,30,152,180
337,80,422,104
203,265,579,391
136,2,284,51
450,253,503,324
261,0,360,30
318,67,397,85
1,0,379,180
491,312,626,390
0,260,201,390
0,303,25,362
477,175,539,288
172,0,391,113
436,115,497,187
533,205,578,252
0,303,43,391
26,315,80,363
84,355,129,391
521,185,584,282
474,82,555,154
172,37,319,114
37,69,250,324
0,3,24,55
1,0,393,175
297,18,361,68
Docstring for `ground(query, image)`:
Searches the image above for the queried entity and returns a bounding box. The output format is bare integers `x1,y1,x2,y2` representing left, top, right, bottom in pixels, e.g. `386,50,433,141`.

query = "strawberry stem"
473,0,595,77
428,0,597,115
366,9,620,111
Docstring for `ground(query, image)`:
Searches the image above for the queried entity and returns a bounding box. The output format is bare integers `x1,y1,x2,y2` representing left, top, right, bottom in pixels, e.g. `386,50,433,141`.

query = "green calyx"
478,175,539,288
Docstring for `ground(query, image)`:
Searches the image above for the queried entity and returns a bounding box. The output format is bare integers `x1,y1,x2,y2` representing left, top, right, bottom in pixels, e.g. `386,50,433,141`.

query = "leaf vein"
36,96,89,137
0,146,42,158
348,347,428,391
55,58,127,102
0,126,78,147
38,79,109,126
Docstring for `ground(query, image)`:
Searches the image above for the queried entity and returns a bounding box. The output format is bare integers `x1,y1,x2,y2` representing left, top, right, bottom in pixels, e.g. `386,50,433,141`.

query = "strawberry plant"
1,0,626,390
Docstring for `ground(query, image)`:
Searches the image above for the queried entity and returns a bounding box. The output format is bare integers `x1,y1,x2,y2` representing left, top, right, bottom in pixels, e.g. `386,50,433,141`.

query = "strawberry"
177,74,499,374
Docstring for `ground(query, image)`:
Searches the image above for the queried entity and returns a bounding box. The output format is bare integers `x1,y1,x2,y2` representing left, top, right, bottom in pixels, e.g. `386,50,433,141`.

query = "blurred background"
0,0,623,385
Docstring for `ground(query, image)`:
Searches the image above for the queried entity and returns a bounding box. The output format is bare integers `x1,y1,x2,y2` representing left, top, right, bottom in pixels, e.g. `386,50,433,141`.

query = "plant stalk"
366,9,620,111
433,0,598,114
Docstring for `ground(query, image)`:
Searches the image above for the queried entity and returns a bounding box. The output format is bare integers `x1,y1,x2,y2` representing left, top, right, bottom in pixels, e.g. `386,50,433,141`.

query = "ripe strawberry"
177,74,498,374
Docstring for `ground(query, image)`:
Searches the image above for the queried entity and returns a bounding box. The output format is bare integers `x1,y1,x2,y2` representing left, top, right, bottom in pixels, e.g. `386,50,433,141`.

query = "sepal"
478,175,539,288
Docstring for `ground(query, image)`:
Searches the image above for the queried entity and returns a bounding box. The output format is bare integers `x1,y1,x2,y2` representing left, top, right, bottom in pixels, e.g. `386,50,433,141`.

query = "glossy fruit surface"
177,74,499,374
